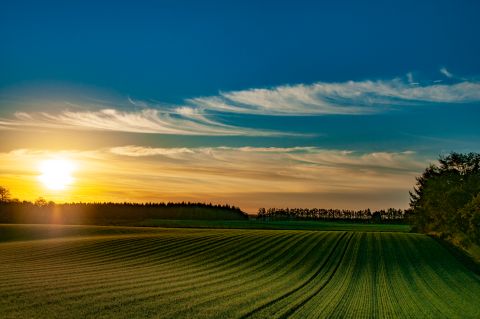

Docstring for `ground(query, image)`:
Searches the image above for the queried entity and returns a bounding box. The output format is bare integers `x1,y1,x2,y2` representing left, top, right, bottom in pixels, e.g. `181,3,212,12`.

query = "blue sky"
1,0,479,211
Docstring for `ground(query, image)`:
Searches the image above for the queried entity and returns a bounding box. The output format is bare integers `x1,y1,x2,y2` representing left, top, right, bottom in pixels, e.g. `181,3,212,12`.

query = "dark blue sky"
2,0,480,102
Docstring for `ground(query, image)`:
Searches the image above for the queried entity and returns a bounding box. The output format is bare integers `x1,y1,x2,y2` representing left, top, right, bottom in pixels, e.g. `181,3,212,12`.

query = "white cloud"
440,67,453,78
1,108,281,136
109,145,425,173
110,145,194,157
1,73,479,135
406,72,419,85
188,78,480,116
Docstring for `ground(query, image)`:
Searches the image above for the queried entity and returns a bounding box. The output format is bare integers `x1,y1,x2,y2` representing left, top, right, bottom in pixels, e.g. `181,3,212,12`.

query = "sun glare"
38,159,75,190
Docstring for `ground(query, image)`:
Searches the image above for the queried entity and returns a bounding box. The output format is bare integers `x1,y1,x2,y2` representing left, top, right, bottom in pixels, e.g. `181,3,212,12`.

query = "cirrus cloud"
189,77,480,116
1,108,282,136
1,70,479,135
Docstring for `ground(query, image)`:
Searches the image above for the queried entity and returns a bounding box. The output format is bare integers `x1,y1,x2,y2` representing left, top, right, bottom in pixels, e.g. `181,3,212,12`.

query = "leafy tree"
459,194,480,245
410,152,480,244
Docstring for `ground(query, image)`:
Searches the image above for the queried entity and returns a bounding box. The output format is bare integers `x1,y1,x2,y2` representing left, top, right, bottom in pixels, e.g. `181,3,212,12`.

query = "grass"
0,224,479,318
136,219,412,232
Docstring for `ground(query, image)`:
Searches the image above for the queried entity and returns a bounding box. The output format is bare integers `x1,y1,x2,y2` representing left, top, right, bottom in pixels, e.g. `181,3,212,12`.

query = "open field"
0,224,479,318
137,219,411,232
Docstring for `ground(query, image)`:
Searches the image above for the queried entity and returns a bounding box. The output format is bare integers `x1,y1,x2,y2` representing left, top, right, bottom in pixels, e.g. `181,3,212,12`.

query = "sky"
1,0,480,213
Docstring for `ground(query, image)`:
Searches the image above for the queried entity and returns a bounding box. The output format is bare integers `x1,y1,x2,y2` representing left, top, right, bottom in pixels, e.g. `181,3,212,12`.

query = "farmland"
0,224,479,318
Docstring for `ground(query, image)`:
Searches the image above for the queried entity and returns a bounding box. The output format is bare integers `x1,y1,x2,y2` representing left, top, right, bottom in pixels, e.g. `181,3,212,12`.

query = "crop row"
0,226,479,318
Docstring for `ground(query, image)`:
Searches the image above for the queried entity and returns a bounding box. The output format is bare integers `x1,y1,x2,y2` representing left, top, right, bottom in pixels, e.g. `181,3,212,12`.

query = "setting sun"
38,159,75,191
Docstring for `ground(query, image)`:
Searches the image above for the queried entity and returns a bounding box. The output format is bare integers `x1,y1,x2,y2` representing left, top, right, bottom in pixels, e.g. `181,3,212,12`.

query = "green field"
0,224,479,318
137,219,411,232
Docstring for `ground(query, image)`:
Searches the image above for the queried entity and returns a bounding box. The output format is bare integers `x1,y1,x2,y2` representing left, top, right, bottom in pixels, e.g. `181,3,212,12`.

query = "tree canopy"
410,152,480,245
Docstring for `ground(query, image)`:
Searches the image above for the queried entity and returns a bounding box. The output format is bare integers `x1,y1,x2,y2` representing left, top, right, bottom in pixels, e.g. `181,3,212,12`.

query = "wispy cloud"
109,145,426,175
110,145,194,157
0,108,281,136
1,73,479,135
406,72,419,85
189,77,480,115
440,67,453,78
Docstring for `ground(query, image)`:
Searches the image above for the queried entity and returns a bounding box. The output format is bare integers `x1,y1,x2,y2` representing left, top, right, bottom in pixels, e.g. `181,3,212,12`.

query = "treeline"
410,152,480,246
0,200,248,225
257,207,409,223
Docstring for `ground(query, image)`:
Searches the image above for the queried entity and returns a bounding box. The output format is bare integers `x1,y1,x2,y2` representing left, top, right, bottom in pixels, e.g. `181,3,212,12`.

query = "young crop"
0,225,479,318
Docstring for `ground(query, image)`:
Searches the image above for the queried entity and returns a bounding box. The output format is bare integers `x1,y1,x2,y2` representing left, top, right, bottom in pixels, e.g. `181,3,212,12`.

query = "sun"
38,159,75,190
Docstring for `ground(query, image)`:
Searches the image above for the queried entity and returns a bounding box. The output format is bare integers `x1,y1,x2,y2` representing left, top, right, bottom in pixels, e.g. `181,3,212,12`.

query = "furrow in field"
72,232,308,316
399,234,480,317
276,232,354,319
209,233,341,314
12,230,316,318
373,233,403,319
0,232,224,269
0,234,239,298
0,231,290,314
0,230,255,282
382,233,427,318
158,232,335,318
239,232,349,318
0,233,235,292
290,232,360,318
396,235,457,317
0,235,192,276
75,231,328,317
0,232,262,308
2,226,480,319
327,232,371,318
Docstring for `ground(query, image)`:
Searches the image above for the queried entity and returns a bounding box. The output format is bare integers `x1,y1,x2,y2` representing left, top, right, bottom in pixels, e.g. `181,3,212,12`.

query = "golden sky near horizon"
0,146,426,213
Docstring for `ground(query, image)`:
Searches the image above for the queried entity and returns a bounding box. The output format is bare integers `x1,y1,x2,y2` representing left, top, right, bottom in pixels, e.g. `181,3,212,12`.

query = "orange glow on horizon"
0,147,417,213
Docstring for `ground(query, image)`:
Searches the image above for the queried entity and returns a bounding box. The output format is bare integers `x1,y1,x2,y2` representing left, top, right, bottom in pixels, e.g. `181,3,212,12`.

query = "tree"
0,186,11,203
459,194,480,245
34,197,48,207
410,152,480,244
371,211,382,224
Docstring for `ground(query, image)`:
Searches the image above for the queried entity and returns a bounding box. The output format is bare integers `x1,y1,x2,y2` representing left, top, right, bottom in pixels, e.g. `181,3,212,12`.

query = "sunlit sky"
1,0,480,213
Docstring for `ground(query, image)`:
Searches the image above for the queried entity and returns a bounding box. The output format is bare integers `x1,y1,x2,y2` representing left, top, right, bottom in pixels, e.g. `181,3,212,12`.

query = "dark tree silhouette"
0,186,11,203
34,197,48,207
257,206,405,224
0,200,248,225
